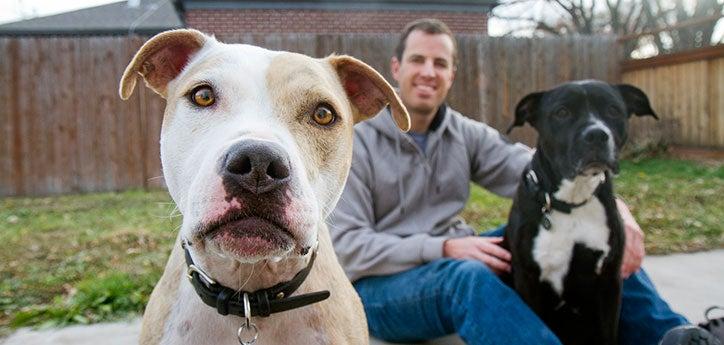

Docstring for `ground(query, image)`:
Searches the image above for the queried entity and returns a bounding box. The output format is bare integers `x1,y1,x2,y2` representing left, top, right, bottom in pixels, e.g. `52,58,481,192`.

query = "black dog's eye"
189,85,215,107
553,107,570,119
607,105,624,118
312,104,337,126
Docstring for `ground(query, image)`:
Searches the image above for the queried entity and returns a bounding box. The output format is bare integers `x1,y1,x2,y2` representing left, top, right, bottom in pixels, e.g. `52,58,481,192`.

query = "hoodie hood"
366,104,449,139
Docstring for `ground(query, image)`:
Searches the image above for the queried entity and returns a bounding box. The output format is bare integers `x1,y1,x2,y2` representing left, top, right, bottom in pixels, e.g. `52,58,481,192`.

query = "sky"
0,0,121,24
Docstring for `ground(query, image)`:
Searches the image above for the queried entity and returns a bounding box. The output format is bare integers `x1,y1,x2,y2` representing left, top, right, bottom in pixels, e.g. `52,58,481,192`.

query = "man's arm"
328,140,446,282
464,118,533,198
616,198,645,278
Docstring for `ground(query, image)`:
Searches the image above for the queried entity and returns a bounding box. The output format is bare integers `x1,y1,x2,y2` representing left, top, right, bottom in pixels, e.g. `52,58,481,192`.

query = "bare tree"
492,0,723,56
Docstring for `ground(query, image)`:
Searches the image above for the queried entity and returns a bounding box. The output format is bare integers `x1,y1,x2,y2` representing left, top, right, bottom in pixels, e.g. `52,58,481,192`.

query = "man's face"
391,30,456,117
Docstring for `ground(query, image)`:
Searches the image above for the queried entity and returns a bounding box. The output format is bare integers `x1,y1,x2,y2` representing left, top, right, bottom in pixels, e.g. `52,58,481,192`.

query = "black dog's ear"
507,91,544,134
614,84,659,120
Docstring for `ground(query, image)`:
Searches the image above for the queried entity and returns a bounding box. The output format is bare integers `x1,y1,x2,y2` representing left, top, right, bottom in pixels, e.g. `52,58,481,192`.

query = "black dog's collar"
524,169,593,215
182,240,330,318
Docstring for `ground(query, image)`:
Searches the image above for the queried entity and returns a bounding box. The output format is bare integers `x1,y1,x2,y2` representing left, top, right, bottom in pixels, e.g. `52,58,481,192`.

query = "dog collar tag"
237,293,258,345
541,214,552,230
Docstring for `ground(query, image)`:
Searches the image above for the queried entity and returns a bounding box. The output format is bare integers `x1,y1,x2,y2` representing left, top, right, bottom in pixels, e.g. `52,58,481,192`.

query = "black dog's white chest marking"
532,173,610,295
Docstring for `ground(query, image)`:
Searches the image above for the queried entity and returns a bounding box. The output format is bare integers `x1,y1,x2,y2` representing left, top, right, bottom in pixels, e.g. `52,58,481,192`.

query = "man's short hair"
395,18,458,67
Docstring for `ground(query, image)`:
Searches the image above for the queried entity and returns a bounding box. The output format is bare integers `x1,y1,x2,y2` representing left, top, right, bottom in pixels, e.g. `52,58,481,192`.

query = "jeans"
353,228,688,345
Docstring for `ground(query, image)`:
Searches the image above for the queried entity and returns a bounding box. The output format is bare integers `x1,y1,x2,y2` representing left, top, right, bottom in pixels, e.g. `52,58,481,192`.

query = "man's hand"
443,237,511,275
616,198,645,278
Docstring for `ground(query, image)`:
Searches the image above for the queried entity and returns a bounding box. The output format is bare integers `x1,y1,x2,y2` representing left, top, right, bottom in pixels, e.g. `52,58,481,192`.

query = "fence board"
75,37,97,192
21,38,38,195
0,39,16,196
714,58,724,145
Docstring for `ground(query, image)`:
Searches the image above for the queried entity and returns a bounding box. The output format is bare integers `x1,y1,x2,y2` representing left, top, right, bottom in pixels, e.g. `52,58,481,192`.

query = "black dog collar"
524,169,593,215
182,240,330,318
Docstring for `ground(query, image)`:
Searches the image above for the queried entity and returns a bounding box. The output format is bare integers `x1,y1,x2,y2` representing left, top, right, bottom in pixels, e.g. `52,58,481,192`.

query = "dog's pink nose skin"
222,140,291,195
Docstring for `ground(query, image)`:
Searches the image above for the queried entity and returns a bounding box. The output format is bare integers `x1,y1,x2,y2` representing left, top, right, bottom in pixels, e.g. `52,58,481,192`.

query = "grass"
0,157,722,334
614,158,724,253
0,190,180,335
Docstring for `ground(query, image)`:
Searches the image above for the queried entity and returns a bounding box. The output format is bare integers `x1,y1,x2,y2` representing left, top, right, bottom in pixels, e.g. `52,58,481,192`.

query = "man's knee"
449,259,495,278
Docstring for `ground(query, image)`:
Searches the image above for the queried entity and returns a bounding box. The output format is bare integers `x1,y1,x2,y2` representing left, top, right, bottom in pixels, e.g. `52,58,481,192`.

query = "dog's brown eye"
190,85,215,107
608,105,623,118
554,107,570,119
312,105,336,126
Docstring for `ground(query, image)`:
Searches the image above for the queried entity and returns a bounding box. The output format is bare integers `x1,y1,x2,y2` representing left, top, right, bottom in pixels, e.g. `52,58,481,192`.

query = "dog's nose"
223,140,291,194
582,127,609,146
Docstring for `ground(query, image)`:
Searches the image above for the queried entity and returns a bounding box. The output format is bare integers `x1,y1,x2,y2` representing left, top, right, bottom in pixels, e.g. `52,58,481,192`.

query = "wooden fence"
622,45,724,148
0,34,619,197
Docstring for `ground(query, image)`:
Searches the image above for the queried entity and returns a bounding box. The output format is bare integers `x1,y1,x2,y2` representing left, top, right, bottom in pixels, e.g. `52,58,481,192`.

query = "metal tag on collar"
237,293,259,345
541,193,552,230
528,170,539,185
541,215,552,230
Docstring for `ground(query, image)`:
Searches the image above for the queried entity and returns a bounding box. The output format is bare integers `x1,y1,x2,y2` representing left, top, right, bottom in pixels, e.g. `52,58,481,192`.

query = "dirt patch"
668,146,724,166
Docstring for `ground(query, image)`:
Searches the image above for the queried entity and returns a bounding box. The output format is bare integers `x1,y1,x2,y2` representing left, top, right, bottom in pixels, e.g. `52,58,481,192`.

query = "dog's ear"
119,29,208,100
614,84,659,120
507,91,544,134
327,55,411,132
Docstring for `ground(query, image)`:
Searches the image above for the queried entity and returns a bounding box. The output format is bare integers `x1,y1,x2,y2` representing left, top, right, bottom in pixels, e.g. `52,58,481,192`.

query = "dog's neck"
189,242,316,293
553,172,607,205
165,229,337,344
531,148,606,206
169,260,329,345
530,149,562,194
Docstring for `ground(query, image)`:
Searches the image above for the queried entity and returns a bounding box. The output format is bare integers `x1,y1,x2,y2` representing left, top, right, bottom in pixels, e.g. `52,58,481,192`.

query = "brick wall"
185,9,488,35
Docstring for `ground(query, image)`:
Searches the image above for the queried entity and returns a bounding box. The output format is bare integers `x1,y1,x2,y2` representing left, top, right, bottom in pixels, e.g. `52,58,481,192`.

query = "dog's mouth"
573,147,619,176
576,160,618,176
200,213,296,259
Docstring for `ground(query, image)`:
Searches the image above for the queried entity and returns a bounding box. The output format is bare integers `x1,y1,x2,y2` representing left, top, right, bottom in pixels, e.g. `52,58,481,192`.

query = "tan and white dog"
119,29,409,345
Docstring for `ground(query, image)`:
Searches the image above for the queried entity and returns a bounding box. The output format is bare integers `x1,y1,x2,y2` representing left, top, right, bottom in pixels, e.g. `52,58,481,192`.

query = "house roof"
0,0,183,36
176,0,498,13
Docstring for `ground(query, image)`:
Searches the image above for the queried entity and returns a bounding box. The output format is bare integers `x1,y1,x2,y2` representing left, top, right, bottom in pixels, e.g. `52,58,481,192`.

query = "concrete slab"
3,250,722,345
1,318,140,345
640,249,724,324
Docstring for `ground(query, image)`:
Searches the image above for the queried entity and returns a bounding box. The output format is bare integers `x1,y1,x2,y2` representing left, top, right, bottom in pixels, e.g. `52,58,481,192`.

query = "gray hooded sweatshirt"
329,105,532,282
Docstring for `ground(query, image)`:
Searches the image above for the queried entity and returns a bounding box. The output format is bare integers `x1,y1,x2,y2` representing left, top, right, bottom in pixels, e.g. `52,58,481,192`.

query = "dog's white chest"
532,197,610,296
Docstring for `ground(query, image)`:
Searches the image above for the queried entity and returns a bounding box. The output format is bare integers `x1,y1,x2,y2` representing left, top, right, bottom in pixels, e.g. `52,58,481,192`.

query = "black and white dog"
503,80,658,345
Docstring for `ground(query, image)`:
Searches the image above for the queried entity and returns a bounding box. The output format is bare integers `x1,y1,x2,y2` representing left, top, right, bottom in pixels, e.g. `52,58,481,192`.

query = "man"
329,18,721,345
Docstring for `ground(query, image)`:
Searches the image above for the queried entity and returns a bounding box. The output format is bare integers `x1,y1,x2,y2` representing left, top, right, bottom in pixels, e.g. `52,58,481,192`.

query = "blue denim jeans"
353,227,688,345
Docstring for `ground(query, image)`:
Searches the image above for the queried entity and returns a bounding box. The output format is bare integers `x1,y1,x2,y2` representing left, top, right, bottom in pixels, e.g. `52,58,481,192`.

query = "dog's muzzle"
575,126,617,174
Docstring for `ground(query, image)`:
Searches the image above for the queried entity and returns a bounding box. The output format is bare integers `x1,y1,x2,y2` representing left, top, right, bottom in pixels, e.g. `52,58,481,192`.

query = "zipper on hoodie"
401,133,432,171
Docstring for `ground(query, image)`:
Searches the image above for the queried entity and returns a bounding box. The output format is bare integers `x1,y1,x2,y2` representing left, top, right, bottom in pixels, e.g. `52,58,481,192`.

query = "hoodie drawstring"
395,133,406,215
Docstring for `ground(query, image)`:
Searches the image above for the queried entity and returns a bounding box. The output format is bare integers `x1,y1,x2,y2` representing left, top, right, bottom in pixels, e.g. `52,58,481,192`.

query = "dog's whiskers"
319,188,341,216
168,205,182,218
146,175,165,182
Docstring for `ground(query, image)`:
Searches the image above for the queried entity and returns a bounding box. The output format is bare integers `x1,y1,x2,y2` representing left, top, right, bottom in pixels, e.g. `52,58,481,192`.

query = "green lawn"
0,157,722,333
0,191,180,334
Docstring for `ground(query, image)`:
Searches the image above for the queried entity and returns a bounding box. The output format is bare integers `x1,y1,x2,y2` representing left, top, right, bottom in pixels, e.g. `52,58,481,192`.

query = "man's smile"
412,81,437,96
